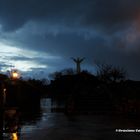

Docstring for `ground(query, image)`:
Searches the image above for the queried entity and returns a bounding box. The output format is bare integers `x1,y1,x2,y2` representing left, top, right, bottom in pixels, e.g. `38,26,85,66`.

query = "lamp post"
10,70,20,87
0,70,20,139
10,70,20,140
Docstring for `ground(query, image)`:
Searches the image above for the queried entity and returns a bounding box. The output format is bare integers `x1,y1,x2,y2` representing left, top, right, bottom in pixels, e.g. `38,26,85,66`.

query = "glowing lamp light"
12,72,18,79
12,132,18,140
11,70,20,79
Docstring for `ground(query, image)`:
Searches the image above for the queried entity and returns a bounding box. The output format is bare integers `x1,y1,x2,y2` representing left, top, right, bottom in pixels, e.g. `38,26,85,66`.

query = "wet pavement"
3,98,140,140
13,110,140,140
20,113,140,140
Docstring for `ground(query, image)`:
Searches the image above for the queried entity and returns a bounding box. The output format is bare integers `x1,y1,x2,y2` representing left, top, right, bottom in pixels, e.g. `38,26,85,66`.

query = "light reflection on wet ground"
20,113,140,140
3,98,140,140
20,112,55,139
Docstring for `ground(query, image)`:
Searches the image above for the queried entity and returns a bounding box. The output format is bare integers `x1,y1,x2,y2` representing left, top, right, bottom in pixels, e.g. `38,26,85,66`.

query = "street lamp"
2,69,20,140
0,69,20,139
11,70,20,80
12,72,18,79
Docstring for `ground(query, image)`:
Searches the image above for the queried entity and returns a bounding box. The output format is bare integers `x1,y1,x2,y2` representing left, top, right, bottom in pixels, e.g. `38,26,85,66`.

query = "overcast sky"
0,0,140,80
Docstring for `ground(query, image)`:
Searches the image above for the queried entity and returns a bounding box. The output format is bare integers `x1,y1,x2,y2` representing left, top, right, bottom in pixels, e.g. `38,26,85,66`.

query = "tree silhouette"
96,64,126,82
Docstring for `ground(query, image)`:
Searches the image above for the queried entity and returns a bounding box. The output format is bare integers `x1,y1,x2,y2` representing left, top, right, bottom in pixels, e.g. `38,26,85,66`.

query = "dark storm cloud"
10,55,62,66
0,0,140,32
0,0,85,31
0,0,140,80
0,62,13,70
11,56,33,61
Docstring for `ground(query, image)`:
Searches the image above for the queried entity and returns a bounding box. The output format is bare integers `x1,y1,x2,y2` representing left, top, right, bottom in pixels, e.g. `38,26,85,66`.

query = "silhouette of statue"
71,57,85,74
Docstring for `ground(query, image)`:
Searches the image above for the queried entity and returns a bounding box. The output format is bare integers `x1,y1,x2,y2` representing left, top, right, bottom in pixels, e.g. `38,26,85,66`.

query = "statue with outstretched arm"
71,57,85,74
